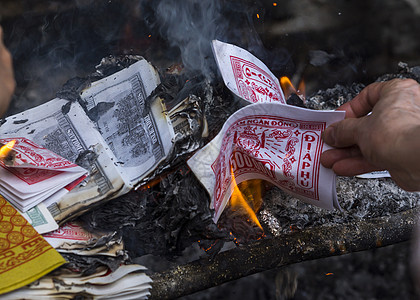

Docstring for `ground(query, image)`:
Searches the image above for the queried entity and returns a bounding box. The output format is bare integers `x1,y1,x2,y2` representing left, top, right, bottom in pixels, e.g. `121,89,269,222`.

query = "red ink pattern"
0,137,77,185
211,115,325,214
230,56,285,104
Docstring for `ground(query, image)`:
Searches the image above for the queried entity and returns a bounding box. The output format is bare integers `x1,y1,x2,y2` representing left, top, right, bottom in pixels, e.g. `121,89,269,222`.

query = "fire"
139,176,161,190
229,166,262,229
0,140,15,159
298,79,306,99
280,76,305,100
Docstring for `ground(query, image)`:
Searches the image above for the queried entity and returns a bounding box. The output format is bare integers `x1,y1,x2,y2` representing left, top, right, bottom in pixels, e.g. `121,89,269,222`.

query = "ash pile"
63,60,420,299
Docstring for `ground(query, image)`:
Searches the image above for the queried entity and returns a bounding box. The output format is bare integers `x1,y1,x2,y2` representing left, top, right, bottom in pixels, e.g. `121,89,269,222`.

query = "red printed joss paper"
188,103,345,222
212,40,286,104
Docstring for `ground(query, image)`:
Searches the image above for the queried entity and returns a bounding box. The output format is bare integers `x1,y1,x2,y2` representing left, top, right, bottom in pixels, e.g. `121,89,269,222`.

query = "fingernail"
322,126,336,146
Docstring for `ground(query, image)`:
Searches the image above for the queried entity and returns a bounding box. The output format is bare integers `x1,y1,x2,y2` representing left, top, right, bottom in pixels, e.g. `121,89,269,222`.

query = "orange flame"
280,76,306,101
280,76,296,99
229,166,262,229
0,140,15,159
297,79,306,99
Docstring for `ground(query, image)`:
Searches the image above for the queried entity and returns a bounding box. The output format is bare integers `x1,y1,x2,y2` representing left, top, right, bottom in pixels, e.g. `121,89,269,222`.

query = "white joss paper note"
212,40,286,104
80,60,174,186
188,102,345,222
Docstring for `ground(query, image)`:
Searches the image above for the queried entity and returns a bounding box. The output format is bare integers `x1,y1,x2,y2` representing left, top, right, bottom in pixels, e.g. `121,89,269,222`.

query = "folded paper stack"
2,264,152,300
0,137,88,213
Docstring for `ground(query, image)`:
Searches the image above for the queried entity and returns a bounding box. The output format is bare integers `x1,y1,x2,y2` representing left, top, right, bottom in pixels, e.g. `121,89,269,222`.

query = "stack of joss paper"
2,264,152,300
0,195,65,294
2,219,152,299
0,138,152,298
0,137,87,213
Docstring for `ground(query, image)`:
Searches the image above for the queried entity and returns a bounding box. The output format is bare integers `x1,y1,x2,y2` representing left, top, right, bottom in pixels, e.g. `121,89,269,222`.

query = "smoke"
4,0,292,115
155,0,223,76
143,0,274,78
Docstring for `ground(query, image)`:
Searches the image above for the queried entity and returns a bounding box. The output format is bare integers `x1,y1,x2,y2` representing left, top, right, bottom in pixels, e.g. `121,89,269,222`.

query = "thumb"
322,117,364,148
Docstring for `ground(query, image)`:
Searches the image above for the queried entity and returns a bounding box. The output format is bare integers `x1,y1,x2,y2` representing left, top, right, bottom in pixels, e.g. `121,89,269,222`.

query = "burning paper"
212,40,286,104
0,195,65,295
188,103,345,222
0,59,174,225
0,141,16,166
0,138,88,212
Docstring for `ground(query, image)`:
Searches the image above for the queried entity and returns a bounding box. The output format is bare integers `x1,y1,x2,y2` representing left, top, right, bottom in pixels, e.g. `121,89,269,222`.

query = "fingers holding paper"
321,78,420,191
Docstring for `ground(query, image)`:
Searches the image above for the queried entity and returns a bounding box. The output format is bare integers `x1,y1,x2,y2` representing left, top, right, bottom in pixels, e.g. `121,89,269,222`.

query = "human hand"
0,26,15,117
321,78,420,191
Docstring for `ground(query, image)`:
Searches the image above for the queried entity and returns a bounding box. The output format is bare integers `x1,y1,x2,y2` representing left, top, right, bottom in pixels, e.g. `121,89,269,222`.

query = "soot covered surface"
178,241,416,300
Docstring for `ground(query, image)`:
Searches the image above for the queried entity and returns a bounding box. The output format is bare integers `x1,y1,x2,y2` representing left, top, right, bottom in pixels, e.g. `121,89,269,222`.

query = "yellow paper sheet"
0,195,66,295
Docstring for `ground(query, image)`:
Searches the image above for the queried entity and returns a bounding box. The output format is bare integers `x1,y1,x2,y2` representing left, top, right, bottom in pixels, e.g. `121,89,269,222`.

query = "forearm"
0,26,15,117
386,125,420,191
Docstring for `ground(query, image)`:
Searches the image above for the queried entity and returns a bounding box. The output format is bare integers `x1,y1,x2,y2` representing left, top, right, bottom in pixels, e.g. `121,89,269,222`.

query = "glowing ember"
139,176,161,190
0,140,16,160
280,76,305,101
229,166,263,229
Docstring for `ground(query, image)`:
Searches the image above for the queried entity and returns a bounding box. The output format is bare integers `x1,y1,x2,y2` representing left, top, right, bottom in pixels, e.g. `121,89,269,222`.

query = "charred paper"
0,59,174,225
